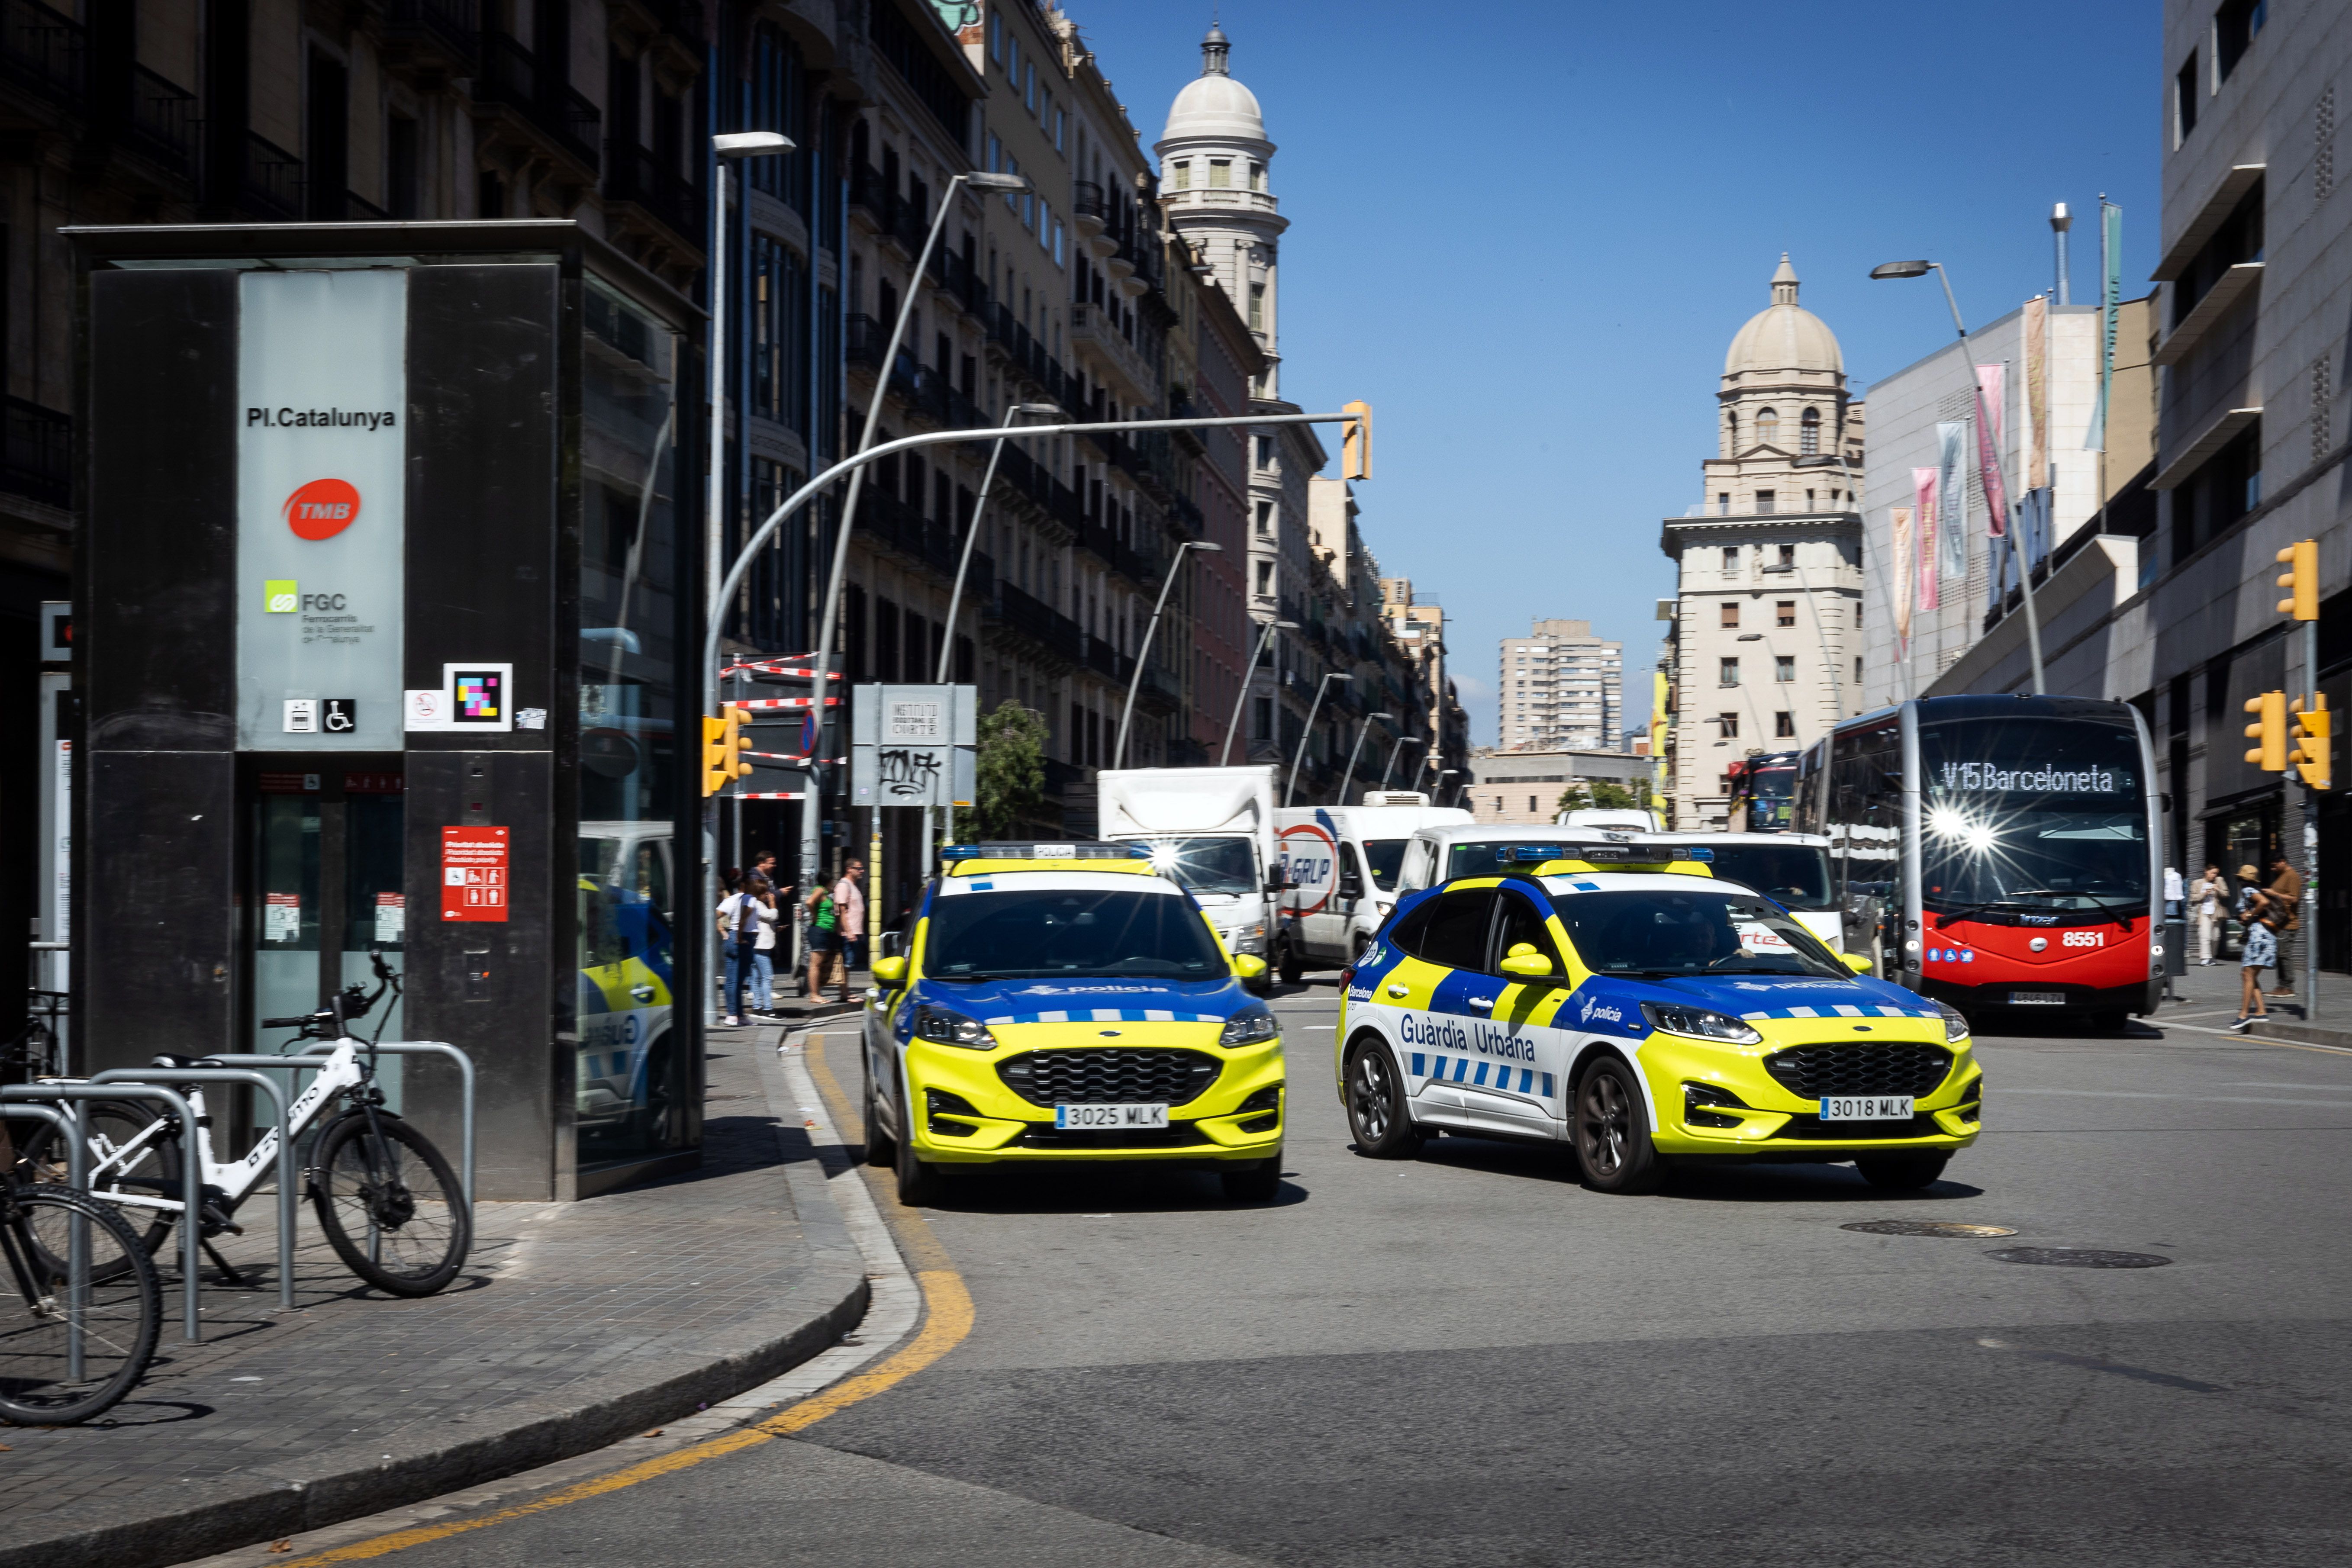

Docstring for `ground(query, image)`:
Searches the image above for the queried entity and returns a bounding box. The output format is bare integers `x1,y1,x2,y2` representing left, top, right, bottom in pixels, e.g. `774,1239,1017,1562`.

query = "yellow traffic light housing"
2290,692,2333,790
2276,539,2319,620
1341,399,1371,481
2244,690,2287,771
701,705,755,796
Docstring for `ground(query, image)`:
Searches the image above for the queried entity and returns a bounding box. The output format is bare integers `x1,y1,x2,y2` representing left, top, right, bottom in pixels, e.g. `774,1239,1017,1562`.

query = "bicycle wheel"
0,1185,162,1424
309,1113,470,1297
14,1102,185,1256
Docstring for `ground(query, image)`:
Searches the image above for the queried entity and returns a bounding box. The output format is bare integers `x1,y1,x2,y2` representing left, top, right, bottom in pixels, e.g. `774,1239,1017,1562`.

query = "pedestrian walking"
2163,865,2184,920
2234,899,2278,1032
804,876,842,1001
2190,864,2227,964
2265,853,2303,997
831,860,867,1001
715,873,777,1026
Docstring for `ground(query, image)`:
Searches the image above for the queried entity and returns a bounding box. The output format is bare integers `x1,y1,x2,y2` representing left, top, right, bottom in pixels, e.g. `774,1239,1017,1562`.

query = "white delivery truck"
1098,766,1281,992
1272,796,1472,980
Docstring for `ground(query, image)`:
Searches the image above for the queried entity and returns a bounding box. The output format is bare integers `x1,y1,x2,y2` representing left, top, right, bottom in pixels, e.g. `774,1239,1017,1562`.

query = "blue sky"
1072,0,2163,748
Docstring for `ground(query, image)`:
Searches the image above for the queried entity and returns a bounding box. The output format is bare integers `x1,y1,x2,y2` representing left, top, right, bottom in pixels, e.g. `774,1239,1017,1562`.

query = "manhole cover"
1985,1247,2172,1268
1843,1220,2020,1238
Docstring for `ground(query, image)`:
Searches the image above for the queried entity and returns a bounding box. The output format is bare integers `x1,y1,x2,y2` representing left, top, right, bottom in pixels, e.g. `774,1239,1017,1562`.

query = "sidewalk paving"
0,1033,868,1568
2148,950,2352,1050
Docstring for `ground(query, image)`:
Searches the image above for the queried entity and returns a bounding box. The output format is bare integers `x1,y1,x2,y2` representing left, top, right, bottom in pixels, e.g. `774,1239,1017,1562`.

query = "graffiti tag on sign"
878,748,945,801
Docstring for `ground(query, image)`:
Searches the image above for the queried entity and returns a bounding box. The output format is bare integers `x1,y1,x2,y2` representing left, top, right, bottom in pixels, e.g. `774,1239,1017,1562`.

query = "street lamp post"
1220,618,1298,766
925,400,1060,859
1285,672,1352,808
1434,767,1460,809
1869,258,2047,694
1336,711,1394,806
1115,539,1222,769
1380,732,1423,790
703,129,793,1025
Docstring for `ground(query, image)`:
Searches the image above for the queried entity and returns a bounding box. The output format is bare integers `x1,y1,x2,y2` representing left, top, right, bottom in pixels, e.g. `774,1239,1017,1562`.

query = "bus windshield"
1917,715,2150,915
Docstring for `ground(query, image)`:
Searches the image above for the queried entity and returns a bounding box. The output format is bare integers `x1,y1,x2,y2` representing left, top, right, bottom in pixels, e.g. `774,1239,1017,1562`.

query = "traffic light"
2290,692,2333,790
1342,399,1371,481
700,705,754,796
2276,539,2319,620
2244,690,2287,771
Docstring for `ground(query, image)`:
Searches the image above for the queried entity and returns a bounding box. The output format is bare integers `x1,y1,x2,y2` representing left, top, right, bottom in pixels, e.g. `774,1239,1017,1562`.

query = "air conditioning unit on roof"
1360,790,1430,806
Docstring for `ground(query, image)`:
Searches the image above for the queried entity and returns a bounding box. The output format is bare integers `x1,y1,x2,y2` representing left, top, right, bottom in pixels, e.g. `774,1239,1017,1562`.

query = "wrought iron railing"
3,396,70,509
243,133,303,220
0,0,83,108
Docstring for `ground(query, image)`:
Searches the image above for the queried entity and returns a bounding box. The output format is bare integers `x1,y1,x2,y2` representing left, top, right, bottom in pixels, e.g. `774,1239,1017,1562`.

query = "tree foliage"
974,701,1048,837
1556,778,1643,816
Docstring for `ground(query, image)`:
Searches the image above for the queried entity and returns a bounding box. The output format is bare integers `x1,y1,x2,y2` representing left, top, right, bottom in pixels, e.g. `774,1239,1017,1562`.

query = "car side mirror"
1338,871,1363,899
1232,953,1269,980
1499,950,1555,979
872,955,909,986
878,929,905,960
1842,952,1872,974
1266,874,1287,895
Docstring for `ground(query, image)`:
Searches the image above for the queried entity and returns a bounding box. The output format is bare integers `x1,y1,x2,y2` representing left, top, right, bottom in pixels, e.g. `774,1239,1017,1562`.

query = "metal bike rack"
274,1040,477,1206
90,1067,296,1310
2,1083,205,1342
2,1102,90,1381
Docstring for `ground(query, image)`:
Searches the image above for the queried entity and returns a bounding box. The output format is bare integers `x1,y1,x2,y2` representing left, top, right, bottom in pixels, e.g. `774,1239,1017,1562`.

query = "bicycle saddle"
148,1053,207,1069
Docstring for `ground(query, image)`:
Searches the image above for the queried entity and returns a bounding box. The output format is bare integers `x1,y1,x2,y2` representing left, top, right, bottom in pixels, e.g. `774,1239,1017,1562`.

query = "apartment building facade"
1496,618,1622,752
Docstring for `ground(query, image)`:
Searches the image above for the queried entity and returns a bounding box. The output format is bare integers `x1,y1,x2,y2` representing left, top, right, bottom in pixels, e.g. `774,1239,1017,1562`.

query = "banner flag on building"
1935,421,1968,579
2085,200,2123,452
1891,506,1914,649
1912,468,1941,612
2023,295,2049,486
1974,364,2010,538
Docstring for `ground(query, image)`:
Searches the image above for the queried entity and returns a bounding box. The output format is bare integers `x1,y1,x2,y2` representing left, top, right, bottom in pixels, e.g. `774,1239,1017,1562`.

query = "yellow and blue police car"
860,841,1286,1206
1336,844,1981,1193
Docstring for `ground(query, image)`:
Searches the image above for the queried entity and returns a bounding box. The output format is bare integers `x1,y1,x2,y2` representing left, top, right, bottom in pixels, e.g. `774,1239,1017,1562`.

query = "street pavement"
197,982,2352,1567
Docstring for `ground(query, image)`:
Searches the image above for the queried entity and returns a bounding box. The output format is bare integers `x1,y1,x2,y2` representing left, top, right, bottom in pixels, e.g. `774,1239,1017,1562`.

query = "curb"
2,1074,873,1568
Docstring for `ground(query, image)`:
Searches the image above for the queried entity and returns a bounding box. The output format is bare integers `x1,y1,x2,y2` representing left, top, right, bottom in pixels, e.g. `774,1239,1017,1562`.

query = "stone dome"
1161,25,1268,145
1723,254,1843,377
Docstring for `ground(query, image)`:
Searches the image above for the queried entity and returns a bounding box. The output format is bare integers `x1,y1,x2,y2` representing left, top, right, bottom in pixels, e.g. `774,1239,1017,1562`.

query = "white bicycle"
14,955,470,1297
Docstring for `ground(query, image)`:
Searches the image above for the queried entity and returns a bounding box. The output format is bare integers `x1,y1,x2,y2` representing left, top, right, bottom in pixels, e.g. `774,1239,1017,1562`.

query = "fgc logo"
284,478,361,541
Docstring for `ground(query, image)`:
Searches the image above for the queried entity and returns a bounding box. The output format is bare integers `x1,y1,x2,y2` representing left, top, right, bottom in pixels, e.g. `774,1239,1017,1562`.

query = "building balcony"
993,582,1085,666
378,0,480,75
605,142,702,250
242,132,303,220
124,64,199,184
0,0,84,116
475,32,601,177
1072,178,1106,237
3,396,71,510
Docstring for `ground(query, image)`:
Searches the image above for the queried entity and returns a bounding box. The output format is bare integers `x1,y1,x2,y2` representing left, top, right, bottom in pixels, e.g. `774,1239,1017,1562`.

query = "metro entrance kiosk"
70,223,705,1198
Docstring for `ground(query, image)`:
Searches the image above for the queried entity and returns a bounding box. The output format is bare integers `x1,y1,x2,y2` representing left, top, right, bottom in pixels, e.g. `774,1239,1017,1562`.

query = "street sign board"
851,684,976,808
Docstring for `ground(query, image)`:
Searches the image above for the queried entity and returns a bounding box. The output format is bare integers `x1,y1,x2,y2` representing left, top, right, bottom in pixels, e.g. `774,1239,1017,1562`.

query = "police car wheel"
1345,1041,1422,1159
1574,1056,1661,1195
1853,1152,1950,1190
1221,1156,1282,1202
861,1063,894,1166
893,1079,941,1205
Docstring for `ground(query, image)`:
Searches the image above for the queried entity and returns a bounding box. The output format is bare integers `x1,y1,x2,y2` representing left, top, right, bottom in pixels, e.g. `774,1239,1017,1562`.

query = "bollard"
91,1067,297,1310
3,1083,205,1342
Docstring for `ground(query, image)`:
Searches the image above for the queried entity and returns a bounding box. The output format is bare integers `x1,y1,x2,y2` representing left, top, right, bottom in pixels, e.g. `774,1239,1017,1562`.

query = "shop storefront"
71,222,704,1199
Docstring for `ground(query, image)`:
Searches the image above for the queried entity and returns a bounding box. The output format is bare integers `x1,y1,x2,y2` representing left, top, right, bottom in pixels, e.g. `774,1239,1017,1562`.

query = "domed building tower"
1156,24,1287,396
1659,256,1866,830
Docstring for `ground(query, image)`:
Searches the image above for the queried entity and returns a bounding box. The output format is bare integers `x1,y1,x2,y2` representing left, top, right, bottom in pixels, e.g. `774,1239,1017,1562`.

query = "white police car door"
1450,887,1572,1138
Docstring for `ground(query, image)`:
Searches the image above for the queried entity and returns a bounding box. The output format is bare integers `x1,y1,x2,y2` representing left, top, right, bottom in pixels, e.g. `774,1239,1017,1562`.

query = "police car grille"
1762,1044,1952,1101
998,1049,1221,1107
1771,1112,1943,1140
1016,1120,1212,1149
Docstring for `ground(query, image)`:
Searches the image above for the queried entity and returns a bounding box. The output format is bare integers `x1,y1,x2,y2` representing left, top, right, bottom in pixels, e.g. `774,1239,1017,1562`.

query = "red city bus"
1794,695,2163,1031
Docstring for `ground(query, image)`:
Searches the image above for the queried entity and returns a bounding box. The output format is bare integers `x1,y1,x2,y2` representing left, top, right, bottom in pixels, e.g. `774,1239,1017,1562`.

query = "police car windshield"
924,888,1228,982
1548,889,1848,979
1141,837,1259,898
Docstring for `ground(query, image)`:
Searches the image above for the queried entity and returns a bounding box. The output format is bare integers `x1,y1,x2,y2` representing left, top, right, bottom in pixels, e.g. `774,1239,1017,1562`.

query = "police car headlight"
1936,1002,1972,1043
1219,1004,1281,1047
912,1005,998,1051
1638,1001,1762,1045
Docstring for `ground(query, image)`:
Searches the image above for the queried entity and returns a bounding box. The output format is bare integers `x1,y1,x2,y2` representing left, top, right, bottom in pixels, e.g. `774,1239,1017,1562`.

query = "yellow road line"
280,1034,970,1567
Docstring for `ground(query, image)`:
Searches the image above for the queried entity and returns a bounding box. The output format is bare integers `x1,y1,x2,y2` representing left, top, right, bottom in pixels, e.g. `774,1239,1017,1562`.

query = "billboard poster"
236,269,407,750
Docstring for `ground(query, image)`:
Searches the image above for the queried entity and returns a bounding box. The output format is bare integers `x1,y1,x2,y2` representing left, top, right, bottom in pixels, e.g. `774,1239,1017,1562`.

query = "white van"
1098,765,1281,980
1555,807,1663,831
1392,822,1631,895
1636,831,1843,951
1272,799,1471,979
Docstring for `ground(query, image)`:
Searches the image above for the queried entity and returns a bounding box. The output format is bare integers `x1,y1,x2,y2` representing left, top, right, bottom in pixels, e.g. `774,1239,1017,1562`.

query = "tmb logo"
284,478,361,541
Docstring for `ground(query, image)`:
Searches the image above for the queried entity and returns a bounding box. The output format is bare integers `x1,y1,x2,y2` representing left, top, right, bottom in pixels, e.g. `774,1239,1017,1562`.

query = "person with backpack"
715,873,777,1027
